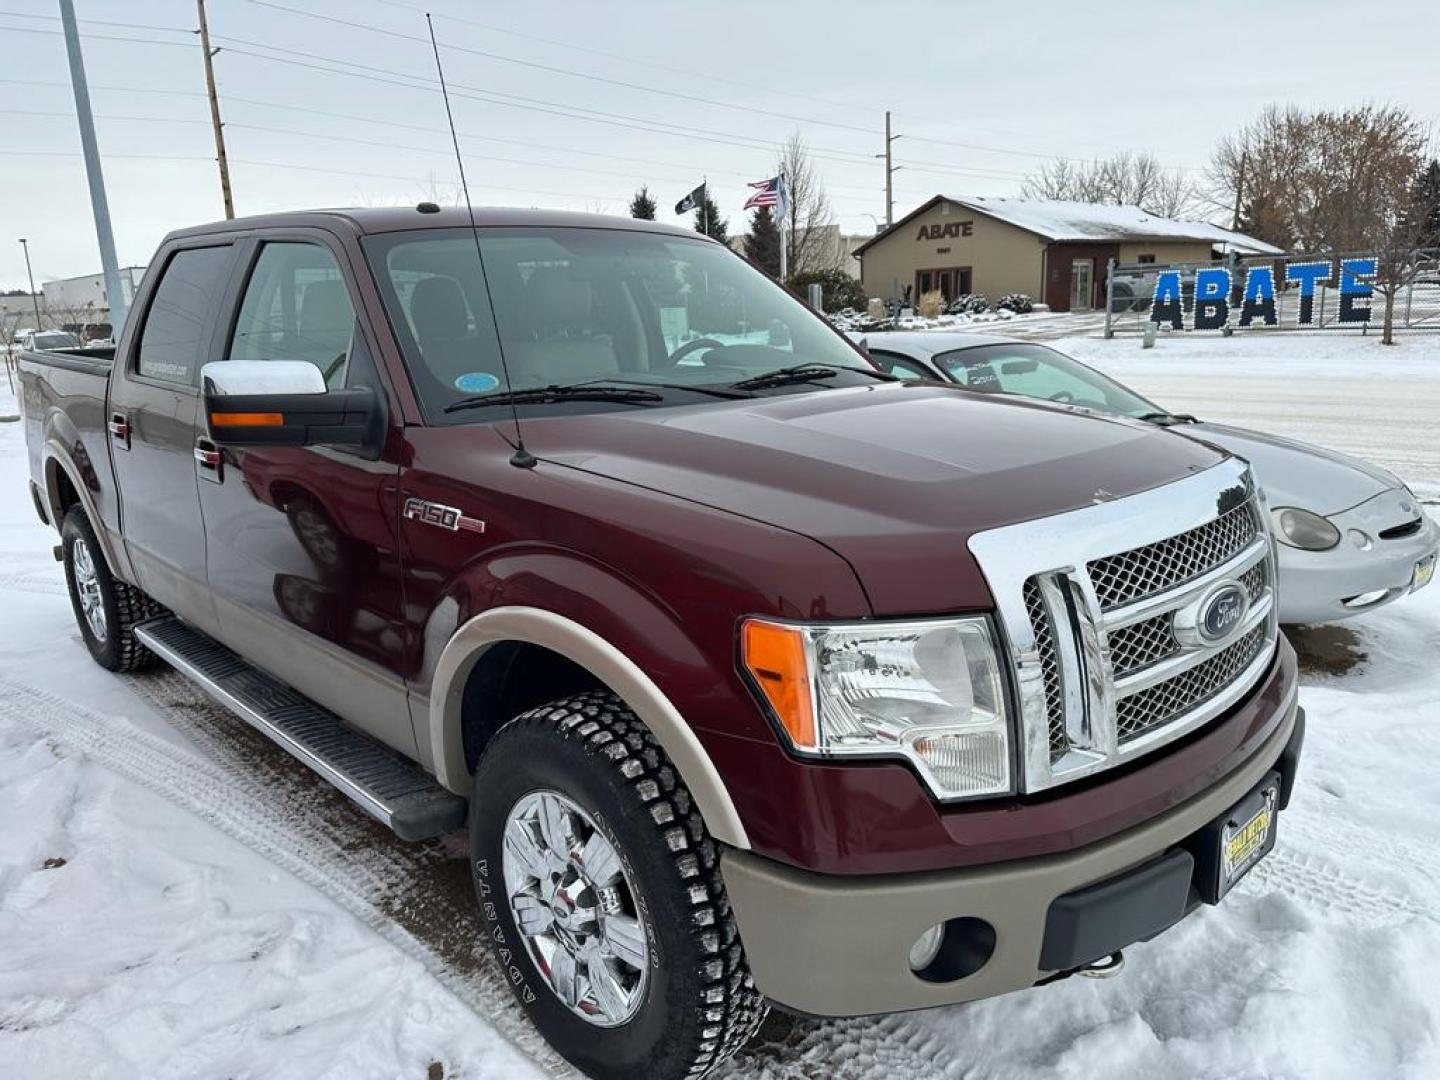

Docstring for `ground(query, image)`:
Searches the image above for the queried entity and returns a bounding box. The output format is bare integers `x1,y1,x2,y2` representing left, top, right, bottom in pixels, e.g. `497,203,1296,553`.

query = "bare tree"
776,131,834,280
1368,163,1440,345
1022,152,1204,218
1207,104,1426,252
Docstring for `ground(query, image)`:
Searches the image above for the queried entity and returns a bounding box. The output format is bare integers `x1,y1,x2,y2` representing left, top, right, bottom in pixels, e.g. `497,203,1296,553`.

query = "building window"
1136,254,1157,264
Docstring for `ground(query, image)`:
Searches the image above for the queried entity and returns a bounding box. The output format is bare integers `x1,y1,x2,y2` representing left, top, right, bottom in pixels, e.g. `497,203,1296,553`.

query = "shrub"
946,293,990,315
995,292,1034,314
786,269,868,314
918,289,946,318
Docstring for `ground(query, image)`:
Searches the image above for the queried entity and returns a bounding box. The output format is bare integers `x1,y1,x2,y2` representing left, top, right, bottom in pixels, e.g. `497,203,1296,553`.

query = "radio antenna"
425,13,534,469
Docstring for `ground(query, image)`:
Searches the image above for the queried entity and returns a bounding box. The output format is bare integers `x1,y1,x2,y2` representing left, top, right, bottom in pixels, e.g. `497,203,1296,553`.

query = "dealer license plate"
1218,783,1279,897
1414,553,1436,593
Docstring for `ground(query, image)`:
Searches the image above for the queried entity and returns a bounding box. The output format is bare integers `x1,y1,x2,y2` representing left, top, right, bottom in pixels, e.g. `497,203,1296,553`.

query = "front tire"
61,506,162,672
469,691,767,1080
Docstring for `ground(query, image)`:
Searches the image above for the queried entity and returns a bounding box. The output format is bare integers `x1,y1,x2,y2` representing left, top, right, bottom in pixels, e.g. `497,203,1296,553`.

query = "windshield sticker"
454,372,501,393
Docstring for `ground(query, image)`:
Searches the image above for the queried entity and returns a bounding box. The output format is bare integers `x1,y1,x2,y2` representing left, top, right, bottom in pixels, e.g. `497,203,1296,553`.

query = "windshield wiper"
575,377,756,400
729,362,897,391
1136,411,1199,426
444,384,664,413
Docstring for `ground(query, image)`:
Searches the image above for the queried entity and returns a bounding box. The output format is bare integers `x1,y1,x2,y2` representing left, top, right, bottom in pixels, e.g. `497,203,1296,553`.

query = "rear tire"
469,691,767,1080
61,506,163,672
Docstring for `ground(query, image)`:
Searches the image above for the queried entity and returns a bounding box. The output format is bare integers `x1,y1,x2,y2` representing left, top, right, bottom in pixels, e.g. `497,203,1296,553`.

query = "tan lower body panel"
722,699,1297,1017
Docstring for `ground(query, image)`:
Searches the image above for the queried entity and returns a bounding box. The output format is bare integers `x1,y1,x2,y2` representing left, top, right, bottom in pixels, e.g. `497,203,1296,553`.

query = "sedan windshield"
364,226,874,420
932,343,1162,419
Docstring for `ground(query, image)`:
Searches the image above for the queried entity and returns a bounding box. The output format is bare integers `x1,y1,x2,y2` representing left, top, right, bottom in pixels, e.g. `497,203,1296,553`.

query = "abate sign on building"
1150,258,1378,330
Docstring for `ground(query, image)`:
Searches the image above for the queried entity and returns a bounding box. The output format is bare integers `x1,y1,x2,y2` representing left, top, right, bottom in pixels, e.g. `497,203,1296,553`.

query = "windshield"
31,331,81,350
364,226,873,420
931,343,1161,418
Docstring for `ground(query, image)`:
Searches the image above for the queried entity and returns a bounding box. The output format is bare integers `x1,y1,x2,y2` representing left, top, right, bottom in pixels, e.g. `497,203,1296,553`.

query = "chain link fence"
1104,249,1440,336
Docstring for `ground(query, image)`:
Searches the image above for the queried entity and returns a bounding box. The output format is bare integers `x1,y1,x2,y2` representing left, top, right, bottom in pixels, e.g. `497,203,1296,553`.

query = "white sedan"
858,331,1438,625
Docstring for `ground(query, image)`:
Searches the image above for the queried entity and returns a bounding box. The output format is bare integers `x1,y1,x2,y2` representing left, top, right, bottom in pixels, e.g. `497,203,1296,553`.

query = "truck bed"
17,345,117,535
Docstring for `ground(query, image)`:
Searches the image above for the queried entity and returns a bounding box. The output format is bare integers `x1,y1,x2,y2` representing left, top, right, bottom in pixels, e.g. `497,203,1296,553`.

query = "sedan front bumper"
1275,491,1438,624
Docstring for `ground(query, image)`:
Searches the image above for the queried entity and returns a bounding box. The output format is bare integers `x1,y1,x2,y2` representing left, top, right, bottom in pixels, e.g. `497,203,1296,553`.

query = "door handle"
195,438,223,482
108,413,131,449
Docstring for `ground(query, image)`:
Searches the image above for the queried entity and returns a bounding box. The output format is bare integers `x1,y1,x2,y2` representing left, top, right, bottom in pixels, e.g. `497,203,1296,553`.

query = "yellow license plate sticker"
1225,806,1272,873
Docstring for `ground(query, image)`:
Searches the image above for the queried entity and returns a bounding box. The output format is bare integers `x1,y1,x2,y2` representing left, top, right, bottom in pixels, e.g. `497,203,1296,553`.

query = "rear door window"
135,245,234,385
227,242,357,388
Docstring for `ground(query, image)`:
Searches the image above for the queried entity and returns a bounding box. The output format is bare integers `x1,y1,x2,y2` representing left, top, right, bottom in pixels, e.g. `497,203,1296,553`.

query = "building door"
1070,259,1094,311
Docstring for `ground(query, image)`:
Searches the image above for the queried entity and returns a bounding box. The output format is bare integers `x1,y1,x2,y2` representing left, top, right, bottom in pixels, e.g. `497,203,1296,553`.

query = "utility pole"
876,111,903,228
18,239,42,328
197,0,234,219
1230,151,1248,231
57,0,128,335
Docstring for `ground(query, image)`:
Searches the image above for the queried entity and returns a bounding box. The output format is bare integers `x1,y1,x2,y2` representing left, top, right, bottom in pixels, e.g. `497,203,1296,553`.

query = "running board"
134,616,467,841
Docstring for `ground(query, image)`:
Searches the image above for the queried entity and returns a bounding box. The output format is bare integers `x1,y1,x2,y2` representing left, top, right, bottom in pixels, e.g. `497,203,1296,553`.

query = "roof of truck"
166,206,706,241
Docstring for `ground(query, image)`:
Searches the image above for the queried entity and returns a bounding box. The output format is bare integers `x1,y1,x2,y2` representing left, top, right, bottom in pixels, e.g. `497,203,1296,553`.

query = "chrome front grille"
968,459,1280,794
1107,611,1179,677
1115,623,1268,742
1088,501,1260,611
1024,578,1068,761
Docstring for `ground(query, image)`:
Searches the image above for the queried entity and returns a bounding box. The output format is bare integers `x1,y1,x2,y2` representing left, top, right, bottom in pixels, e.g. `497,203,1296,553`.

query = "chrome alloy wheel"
71,536,107,644
502,789,650,1027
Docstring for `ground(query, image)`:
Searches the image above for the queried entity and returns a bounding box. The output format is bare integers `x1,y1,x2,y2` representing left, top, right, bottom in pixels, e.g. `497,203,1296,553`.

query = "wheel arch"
430,606,751,851
42,441,129,580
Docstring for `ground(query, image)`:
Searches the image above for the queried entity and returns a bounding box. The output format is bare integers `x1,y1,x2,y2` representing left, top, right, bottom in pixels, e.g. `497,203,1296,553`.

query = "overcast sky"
1,0,1436,287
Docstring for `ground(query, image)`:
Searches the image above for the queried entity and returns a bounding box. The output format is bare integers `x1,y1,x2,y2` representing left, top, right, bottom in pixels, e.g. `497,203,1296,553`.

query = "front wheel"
469,691,767,1080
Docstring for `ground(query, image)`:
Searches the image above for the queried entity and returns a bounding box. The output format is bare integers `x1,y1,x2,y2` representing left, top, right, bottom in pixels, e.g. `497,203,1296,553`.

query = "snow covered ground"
2,330,1439,1079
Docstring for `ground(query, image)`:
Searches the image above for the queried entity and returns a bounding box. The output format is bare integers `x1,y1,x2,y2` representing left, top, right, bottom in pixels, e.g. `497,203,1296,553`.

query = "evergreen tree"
629,186,657,220
692,190,728,243
743,206,782,278
1408,160,1440,249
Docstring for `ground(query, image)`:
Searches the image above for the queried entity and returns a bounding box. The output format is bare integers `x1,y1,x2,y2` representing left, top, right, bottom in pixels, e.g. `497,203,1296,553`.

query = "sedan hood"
1183,421,1398,517
526,383,1226,614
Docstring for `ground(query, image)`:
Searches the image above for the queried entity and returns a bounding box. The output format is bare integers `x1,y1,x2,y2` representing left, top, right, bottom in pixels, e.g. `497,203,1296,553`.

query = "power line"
361,0,871,116
0,9,191,35
245,0,882,138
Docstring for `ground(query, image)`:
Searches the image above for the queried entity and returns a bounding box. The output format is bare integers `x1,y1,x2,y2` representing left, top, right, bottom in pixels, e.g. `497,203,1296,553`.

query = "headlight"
741,616,1012,799
1270,507,1340,551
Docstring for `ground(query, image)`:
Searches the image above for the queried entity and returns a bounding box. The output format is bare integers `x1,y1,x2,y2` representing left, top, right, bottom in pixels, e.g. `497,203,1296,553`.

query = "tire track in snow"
0,570,66,597
0,674,950,1080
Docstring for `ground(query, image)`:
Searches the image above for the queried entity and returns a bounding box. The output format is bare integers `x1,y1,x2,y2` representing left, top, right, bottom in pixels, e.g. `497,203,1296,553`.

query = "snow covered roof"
854,196,1284,256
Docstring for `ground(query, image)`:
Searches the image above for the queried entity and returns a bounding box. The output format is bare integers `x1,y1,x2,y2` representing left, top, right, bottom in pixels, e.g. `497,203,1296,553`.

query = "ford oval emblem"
1198,583,1247,642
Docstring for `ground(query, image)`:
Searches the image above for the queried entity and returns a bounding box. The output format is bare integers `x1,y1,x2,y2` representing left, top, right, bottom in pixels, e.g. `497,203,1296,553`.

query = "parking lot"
2,332,1438,1079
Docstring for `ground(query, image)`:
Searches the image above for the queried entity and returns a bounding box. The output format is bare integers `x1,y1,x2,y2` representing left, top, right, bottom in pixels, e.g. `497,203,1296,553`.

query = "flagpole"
779,173,787,285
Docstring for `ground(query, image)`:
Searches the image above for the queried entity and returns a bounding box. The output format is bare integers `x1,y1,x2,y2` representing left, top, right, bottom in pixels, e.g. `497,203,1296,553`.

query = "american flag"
743,174,786,214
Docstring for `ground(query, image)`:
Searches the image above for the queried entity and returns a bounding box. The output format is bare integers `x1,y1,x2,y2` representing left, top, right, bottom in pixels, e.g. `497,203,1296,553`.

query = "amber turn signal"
210,411,284,428
741,619,816,750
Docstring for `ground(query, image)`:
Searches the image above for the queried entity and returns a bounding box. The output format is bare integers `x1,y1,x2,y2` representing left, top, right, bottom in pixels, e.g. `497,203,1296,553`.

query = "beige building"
854,196,1280,312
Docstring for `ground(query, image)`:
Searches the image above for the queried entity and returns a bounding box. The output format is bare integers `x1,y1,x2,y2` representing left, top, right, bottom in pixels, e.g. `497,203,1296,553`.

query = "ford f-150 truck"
19,208,1303,1080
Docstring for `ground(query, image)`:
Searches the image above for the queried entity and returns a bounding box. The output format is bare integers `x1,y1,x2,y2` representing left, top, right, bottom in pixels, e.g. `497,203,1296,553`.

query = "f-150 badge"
403,497,486,534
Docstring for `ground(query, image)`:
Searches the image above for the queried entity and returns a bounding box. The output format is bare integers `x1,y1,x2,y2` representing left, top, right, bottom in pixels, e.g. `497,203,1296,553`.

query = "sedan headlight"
1270,507,1341,551
741,616,1012,799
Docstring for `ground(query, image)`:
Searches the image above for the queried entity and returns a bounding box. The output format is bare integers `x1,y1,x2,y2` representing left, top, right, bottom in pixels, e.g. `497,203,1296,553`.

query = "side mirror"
201,360,376,448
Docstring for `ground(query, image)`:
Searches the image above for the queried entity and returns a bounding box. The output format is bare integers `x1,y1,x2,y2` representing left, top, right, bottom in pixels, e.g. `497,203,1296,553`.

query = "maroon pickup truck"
19,208,1303,1080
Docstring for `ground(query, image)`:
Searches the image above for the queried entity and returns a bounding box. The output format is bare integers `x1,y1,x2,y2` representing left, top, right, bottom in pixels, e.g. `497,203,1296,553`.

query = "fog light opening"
1342,589,1390,609
910,917,996,983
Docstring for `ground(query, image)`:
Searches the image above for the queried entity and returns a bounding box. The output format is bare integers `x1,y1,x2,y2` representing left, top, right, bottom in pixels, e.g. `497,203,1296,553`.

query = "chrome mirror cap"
201,360,326,396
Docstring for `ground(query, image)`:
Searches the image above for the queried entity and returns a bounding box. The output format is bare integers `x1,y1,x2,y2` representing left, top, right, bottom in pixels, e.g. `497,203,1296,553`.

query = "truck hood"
526,383,1226,614
1181,421,1398,517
